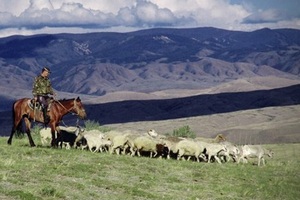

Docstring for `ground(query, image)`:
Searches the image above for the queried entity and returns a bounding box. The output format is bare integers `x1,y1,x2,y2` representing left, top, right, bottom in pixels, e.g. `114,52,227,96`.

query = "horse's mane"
57,98,75,102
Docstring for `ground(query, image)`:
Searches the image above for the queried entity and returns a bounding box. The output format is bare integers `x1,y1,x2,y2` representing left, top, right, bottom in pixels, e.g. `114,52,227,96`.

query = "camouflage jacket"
32,75,54,96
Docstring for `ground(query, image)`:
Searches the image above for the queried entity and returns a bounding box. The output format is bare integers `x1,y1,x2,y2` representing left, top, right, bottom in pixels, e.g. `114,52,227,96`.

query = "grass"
0,133,299,200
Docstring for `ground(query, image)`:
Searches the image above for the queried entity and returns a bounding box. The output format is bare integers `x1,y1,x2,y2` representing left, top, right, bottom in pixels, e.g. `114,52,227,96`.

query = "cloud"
0,0,299,37
0,0,186,29
0,0,249,30
243,9,291,24
28,0,54,11
116,0,186,27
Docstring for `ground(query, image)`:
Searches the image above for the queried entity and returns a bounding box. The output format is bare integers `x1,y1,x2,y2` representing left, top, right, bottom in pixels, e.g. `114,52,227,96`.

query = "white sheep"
162,136,185,159
175,139,206,162
108,129,155,155
130,135,165,158
237,145,274,166
202,142,227,164
40,127,56,146
109,133,131,155
83,131,110,153
218,141,240,162
147,129,158,138
103,130,123,141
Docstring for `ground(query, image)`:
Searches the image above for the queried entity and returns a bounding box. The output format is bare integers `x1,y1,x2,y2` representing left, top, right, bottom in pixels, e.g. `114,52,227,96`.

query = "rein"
54,99,78,116
53,99,81,127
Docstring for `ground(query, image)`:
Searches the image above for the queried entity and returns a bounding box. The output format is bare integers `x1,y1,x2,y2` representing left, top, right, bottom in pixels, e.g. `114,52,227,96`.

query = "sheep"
218,141,240,162
147,129,158,138
103,130,124,141
82,131,110,153
237,145,274,166
108,129,159,155
40,127,56,146
162,136,185,159
39,126,84,148
56,126,85,149
194,134,226,143
174,139,206,162
109,133,131,155
124,129,161,154
202,142,227,164
130,136,165,158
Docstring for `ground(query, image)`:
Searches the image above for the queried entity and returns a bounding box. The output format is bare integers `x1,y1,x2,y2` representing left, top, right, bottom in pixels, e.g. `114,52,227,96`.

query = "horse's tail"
11,100,16,127
11,99,24,133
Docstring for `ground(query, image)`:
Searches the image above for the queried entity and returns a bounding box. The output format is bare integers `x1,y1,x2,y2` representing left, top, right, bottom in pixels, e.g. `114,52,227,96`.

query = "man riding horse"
7,66,87,147
32,67,56,127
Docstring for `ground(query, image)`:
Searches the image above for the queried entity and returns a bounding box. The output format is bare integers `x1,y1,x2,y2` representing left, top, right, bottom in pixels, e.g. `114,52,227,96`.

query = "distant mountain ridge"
0,27,299,100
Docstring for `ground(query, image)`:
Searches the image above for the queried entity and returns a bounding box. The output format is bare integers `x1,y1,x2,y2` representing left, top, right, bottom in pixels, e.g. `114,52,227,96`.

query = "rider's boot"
43,107,50,127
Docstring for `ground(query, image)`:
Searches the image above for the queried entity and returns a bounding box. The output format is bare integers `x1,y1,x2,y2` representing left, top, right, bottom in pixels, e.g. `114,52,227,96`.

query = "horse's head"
72,97,87,119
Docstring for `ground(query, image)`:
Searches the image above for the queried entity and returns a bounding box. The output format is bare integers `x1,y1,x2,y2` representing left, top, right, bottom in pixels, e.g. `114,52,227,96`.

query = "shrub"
172,125,196,138
83,120,112,132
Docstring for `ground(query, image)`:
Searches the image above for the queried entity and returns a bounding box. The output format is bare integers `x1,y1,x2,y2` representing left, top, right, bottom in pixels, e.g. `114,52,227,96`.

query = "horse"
7,97,87,147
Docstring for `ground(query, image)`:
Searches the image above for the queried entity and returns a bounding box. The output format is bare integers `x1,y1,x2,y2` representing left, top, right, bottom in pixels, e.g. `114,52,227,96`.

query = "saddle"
28,98,53,111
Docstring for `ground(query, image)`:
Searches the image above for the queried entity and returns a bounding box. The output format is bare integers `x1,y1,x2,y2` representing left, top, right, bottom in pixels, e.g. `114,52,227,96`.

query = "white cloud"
243,9,290,24
28,0,54,11
117,7,137,26
0,0,30,16
141,0,251,29
0,0,299,37
135,1,173,24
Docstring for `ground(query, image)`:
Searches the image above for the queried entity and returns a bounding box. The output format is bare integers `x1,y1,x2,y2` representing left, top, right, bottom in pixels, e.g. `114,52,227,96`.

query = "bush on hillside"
84,120,112,132
172,125,196,138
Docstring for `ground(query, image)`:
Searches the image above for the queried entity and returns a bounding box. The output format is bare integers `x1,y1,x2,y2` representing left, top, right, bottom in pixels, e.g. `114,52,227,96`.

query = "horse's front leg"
50,129,58,147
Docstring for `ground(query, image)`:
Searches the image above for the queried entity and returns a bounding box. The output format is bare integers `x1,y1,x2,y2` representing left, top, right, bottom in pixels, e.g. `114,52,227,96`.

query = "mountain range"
1,27,300,139
0,27,299,101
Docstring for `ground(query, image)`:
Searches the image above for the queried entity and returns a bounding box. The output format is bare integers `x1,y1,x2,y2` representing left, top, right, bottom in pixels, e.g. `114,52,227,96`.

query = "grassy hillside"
0,135,299,200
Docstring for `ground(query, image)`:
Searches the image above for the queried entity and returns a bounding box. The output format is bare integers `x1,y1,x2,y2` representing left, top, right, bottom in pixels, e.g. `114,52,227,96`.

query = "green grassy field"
0,135,299,200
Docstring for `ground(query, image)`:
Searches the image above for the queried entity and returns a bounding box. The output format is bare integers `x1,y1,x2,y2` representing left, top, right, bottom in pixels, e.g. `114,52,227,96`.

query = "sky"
0,0,299,38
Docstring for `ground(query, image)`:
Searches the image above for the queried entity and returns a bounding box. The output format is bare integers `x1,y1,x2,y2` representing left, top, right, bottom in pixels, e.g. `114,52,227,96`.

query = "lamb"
56,126,85,149
40,127,56,146
202,142,227,164
82,131,110,153
218,141,240,162
174,139,206,162
237,145,274,166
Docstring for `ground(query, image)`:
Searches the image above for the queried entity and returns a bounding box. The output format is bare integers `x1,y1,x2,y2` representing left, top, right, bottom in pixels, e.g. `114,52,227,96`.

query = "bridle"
54,98,84,117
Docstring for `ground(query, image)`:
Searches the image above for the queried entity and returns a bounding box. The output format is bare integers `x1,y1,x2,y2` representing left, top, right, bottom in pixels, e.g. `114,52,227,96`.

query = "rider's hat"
42,67,51,73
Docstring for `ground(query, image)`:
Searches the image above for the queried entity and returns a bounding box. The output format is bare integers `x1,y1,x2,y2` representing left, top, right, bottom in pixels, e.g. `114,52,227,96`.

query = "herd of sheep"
39,126,274,166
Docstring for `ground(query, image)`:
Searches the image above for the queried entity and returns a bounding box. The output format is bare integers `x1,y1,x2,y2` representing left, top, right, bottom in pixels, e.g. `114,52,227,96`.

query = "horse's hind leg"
24,118,36,147
7,115,21,145
7,126,17,145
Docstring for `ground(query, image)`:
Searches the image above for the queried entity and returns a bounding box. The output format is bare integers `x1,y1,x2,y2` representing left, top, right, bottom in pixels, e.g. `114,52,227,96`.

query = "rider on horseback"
32,67,55,126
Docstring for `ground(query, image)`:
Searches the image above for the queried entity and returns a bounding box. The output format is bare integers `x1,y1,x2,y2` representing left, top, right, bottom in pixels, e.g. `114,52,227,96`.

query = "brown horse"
7,97,87,147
